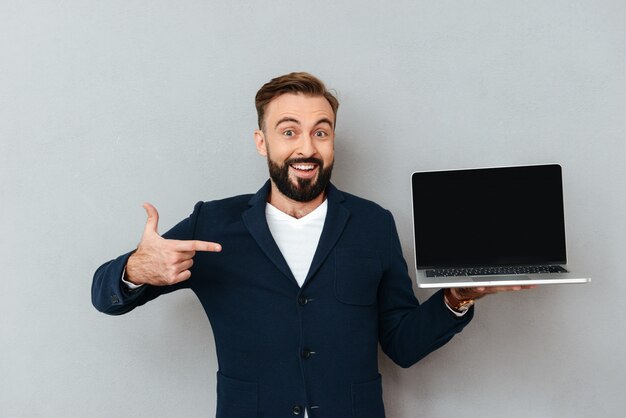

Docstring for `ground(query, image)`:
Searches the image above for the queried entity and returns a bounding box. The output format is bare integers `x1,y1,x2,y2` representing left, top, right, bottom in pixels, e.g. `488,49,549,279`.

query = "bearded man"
92,72,524,418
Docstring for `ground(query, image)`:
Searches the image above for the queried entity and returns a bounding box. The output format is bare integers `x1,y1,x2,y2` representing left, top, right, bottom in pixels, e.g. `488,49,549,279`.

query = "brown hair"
255,72,339,130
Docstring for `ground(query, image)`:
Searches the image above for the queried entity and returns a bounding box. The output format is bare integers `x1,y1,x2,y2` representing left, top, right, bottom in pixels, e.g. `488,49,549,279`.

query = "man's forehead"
265,93,334,122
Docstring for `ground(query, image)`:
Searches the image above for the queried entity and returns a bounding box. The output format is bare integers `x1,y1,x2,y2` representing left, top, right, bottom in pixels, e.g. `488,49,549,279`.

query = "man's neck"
267,182,327,219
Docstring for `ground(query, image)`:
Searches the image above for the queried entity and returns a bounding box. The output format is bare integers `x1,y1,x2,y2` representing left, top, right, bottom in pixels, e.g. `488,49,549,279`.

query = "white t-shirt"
265,200,328,287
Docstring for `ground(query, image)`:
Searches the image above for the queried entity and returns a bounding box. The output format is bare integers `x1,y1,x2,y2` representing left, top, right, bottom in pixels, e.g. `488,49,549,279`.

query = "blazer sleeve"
91,201,204,315
377,210,474,368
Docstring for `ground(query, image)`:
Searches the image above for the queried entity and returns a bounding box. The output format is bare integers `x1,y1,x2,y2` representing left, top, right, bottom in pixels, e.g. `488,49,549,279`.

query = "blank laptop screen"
412,165,567,269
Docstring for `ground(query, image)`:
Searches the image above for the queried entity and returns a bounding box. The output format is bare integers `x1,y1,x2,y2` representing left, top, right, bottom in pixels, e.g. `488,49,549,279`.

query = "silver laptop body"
411,164,590,288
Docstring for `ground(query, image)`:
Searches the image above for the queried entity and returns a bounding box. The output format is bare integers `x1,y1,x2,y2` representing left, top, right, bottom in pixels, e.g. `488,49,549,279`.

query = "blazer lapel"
242,181,351,288
242,181,298,286
304,183,350,285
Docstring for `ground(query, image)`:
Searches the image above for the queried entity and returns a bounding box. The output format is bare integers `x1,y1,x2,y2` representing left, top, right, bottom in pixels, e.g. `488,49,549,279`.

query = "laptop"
411,164,590,288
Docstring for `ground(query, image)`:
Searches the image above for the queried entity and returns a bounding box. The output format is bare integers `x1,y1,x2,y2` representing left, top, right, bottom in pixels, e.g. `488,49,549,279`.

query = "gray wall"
2,1,624,417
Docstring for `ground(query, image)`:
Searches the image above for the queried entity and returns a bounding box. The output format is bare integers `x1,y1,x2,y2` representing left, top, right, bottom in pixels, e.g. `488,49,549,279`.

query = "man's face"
254,93,335,202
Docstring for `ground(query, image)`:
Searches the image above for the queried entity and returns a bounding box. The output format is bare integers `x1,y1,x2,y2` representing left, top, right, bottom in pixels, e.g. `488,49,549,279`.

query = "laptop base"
416,272,591,288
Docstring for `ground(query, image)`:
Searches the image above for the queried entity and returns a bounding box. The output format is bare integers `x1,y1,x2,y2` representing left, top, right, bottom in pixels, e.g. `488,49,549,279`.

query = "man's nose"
297,135,316,157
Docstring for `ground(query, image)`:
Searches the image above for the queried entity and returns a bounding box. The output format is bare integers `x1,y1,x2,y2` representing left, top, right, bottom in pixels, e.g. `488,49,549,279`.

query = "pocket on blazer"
334,248,383,306
216,371,258,418
352,374,386,417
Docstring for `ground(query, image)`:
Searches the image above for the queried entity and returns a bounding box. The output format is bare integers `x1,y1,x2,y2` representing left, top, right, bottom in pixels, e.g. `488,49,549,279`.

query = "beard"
267,156,334,203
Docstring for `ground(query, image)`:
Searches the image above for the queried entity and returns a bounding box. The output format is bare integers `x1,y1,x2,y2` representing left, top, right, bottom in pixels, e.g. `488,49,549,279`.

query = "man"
92,72,530,418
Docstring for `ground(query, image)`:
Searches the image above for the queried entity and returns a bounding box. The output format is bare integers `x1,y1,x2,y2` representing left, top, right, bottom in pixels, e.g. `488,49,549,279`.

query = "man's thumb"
142,202,160,235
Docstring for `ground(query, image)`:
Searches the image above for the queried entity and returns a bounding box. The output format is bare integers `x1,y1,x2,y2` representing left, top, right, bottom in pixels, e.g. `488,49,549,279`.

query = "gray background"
1,0,625,417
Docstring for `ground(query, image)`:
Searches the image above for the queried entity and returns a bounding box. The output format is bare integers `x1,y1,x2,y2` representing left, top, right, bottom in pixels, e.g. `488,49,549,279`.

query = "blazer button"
301,349,312,359
298,296,308,306
292,405,303,415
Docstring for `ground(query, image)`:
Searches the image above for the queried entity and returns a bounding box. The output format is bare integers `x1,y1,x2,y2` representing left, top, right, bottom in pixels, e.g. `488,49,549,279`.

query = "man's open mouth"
290,163,317,172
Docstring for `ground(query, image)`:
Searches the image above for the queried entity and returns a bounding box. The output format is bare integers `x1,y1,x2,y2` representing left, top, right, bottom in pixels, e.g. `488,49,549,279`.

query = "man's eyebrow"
274,117,334,130
315,118,334,129
275,117,300,129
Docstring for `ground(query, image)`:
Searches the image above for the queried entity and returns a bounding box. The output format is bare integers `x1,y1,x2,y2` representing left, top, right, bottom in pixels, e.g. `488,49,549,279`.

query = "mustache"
285,157,323,166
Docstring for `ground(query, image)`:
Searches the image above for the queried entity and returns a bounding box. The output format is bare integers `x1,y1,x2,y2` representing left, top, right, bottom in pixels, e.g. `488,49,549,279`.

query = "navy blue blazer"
92,181,473,418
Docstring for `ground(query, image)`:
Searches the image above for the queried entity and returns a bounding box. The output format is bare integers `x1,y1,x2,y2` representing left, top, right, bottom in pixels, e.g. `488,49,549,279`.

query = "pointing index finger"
170,239,222,252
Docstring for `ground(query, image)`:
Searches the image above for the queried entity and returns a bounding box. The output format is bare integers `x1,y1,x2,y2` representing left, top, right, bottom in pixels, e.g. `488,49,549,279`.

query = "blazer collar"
242,180,351,288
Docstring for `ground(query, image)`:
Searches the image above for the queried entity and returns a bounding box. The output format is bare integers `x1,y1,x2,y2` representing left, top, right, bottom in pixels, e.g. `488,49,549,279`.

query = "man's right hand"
124,202,222,286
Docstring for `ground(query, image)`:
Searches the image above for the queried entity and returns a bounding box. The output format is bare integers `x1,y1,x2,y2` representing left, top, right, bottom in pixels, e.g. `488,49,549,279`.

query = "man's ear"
254,129,267,157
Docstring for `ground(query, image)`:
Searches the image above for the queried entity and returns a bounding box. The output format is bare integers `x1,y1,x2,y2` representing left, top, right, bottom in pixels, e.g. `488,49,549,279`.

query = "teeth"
292,164,315,171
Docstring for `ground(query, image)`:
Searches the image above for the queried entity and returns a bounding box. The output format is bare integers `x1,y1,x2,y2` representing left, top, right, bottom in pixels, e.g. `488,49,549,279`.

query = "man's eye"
315,131,327,138
283,130,295,137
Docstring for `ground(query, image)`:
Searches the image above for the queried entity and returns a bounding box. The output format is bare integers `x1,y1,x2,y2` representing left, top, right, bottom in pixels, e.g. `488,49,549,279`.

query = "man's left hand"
444,285,536,314
450,285,537,301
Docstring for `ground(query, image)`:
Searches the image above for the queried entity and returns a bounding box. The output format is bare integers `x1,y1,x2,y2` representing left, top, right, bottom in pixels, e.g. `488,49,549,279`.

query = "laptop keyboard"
426,265,567,277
